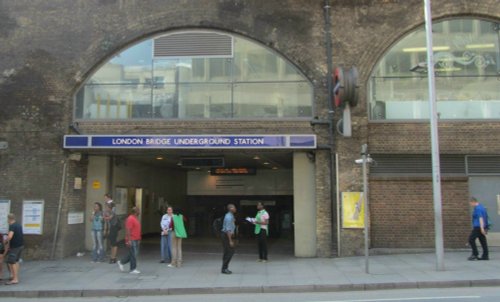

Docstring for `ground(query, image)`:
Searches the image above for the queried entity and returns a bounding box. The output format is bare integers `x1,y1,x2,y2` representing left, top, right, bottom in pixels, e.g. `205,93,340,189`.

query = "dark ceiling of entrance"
113,151,293,170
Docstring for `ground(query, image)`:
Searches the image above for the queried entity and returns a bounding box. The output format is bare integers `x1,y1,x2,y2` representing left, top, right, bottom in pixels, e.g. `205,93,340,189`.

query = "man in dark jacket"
6,213,24,285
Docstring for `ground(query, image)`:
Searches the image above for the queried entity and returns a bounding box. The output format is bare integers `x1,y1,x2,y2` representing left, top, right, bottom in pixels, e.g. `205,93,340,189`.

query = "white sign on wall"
0,200,11,233
67,211,84,225
22,200,44,235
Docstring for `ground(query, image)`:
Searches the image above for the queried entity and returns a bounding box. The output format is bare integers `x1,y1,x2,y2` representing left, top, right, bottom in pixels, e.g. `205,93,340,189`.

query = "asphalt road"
6,287,500,302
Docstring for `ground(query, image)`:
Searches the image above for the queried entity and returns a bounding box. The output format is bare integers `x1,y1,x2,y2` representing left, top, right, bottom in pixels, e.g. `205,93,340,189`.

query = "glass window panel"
370,19,500,120
152,85,178,119
177,83,232,119
432,22,444,33
78,84,153,119
233,37,294,82
153,59,177,83
76,31,313,120
91,40,153,84
233,82,312,118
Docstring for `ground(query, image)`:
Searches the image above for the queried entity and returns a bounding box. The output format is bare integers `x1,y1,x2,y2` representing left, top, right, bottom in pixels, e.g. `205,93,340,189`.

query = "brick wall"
0,0,499,258
369,122,500,154
370,178,470,248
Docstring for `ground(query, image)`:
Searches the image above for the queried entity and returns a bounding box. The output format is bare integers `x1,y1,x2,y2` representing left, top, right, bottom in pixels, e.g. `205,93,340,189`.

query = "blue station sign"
63,134,316,149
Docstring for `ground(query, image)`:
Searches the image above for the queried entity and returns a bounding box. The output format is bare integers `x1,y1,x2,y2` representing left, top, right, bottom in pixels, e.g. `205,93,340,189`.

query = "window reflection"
370,19,500,120
75,32,312,120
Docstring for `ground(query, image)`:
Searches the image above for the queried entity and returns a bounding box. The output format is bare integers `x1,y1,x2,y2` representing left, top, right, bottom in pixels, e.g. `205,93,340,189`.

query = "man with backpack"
468,197,489,261
221,204,237,274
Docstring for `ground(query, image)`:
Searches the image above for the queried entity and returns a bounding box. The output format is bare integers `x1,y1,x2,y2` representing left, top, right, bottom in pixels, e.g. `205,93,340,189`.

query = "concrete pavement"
0,251,499,298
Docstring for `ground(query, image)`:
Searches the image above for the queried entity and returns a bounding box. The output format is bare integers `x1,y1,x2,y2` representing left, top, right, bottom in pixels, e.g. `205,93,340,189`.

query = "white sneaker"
117,261,124,272
130,269,141,274
167,264,175,268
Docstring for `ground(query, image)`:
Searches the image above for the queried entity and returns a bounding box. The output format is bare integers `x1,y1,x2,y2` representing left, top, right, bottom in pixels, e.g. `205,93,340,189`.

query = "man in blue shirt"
468,197,489,261
221,203,236,274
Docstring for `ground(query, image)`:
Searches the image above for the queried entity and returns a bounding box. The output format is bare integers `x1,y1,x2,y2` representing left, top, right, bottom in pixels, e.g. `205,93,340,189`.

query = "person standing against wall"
160,206,173,264
468,197,489,261
0,232,7,281
221,204,237,274
253,202,269,262
90,202,104,263
118,207,142,274
169,208,187,268
5,213,24,285
104,202,120,264
104,193,113,206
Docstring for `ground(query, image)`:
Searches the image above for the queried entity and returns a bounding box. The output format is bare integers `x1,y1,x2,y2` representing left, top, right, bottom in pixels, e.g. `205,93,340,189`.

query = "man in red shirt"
117,207,142,274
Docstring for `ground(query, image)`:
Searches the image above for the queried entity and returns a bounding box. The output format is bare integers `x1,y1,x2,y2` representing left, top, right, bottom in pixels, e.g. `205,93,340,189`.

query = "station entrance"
83,149,316,257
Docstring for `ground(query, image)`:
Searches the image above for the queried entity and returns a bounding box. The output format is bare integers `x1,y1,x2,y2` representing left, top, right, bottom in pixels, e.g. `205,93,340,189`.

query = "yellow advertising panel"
342,192,365,228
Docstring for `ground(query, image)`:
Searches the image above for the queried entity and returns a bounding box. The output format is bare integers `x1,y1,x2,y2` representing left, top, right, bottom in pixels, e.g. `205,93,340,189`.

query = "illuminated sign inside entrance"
210,167,257,175
63,134,316,149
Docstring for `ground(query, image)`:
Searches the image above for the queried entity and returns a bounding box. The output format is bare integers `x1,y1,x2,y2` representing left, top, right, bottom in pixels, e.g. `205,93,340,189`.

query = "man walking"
118,207,142,274
468,197,489,261
221,204,236,274
6,213,24,285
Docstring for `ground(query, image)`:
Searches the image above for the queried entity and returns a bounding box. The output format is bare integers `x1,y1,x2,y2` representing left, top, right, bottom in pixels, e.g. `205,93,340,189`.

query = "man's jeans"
469,227,489,258
121,240,140,271
160,231,172,262
221,233,234,270
91,230,104,262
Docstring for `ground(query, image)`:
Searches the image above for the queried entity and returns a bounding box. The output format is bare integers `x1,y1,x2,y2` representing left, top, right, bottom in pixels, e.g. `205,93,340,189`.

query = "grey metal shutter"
153,32,233,58
466,156,500,175
370,154,466,175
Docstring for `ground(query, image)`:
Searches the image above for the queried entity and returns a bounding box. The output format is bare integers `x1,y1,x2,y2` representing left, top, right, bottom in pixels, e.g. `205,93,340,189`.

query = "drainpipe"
323,0,338,257
51,160,68,260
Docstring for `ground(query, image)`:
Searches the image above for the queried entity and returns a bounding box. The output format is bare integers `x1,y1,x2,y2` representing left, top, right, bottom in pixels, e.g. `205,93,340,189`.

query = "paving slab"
0,251,499,297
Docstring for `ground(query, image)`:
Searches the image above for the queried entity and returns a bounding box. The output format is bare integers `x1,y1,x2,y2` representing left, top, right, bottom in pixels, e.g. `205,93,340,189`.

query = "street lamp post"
423,0,445,271
355,144,372,274
362,144,369,274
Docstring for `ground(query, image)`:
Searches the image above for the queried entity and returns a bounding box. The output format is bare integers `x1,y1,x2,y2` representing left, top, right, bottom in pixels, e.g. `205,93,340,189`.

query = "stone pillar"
293,152,317,257
85,155,111,250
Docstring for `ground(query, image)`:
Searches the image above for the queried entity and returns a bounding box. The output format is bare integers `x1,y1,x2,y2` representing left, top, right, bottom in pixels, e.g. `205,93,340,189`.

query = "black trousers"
258,229,268,260
469,227,489,258
221,233,234,270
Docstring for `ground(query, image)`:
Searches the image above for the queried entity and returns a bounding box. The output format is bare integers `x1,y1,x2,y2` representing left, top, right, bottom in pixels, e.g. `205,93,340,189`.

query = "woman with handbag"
168,209,187,268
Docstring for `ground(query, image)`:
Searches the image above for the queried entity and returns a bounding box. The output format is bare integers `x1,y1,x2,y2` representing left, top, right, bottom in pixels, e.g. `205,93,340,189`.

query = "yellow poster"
92,180,101,189
342,192,365,228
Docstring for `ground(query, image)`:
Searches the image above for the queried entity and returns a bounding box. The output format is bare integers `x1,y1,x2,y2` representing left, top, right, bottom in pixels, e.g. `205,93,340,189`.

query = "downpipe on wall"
323,0,339,257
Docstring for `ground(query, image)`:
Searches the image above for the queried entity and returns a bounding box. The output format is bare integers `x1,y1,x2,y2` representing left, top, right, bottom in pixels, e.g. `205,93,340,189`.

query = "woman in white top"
159,206,173,263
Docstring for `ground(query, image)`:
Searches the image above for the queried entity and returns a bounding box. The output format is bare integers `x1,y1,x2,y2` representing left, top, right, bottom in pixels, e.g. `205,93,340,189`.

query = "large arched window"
75,31,313,120
369,19,500,120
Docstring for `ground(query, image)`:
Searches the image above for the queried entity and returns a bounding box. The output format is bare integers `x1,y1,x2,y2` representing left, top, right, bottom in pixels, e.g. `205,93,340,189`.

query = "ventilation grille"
370,155,465,175
153,32,233,58
467,156,500,175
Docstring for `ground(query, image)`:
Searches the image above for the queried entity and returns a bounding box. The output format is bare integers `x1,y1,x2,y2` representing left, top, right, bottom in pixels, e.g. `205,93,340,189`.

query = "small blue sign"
63,135,316,149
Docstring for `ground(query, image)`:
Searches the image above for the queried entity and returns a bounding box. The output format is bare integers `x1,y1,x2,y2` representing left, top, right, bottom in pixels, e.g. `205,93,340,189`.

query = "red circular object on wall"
333,67,345,107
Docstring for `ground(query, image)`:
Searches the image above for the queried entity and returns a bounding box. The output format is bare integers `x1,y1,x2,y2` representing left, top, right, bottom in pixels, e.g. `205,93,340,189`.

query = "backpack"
484,208,492,230
212,217,224,237
113,215,122,231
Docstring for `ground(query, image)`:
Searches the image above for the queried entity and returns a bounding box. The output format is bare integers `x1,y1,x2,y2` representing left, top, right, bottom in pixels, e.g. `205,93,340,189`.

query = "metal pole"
423,0,445,271
336,153,341,257
51,161,68,260
362,144,369,274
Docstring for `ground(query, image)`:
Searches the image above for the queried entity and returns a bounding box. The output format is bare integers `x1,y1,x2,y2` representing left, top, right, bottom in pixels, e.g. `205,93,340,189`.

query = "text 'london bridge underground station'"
63,135,317,149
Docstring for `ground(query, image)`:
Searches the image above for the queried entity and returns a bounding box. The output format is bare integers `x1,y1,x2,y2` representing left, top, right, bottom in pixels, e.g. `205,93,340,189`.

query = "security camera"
354,158,373,164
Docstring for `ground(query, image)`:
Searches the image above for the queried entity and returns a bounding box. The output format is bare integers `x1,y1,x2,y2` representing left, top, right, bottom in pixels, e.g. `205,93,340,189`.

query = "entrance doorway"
85,151,298,256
